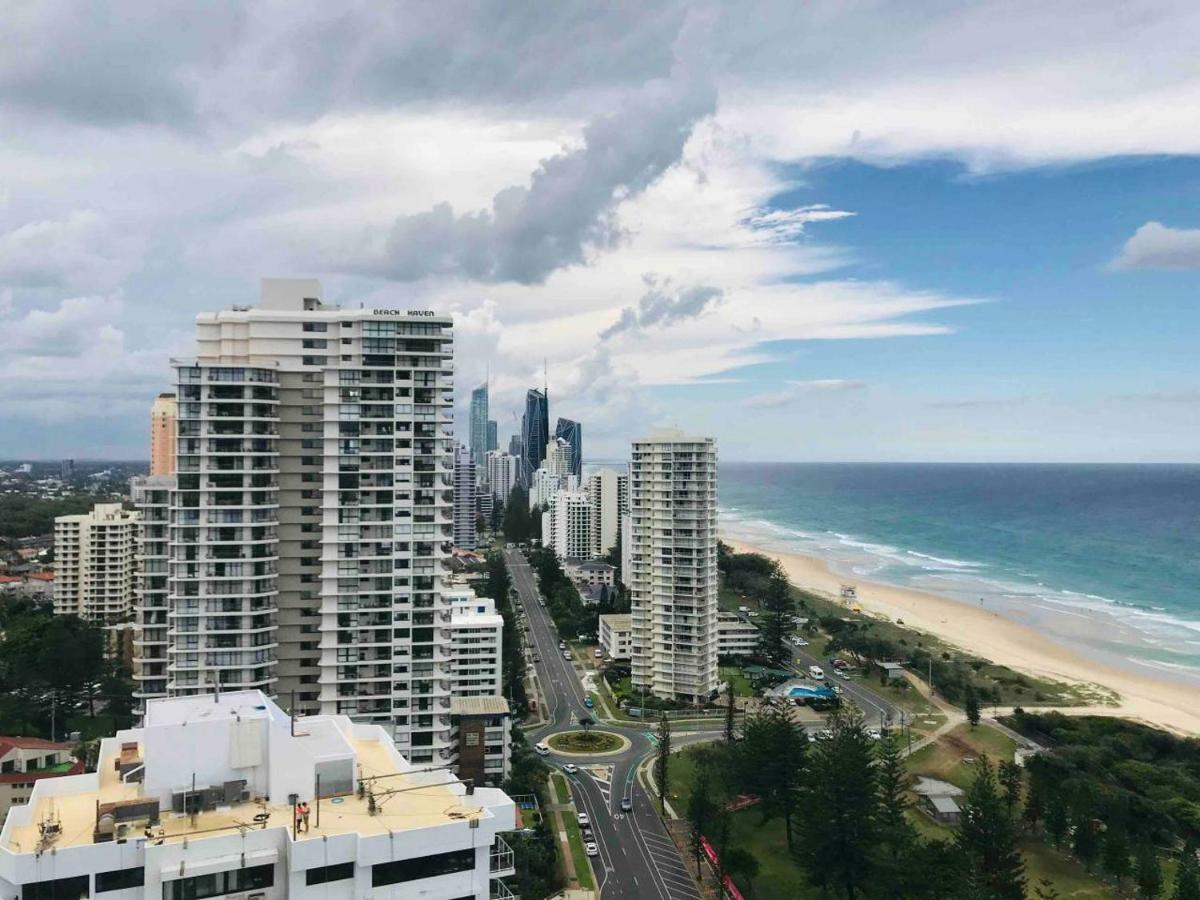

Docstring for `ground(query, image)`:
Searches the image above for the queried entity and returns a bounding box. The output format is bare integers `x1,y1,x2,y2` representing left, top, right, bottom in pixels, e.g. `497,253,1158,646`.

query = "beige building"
628,429,719,703
149,392,177,475
599,613,632,660
717,612,760,656
0,737,81,825
53,503,139,622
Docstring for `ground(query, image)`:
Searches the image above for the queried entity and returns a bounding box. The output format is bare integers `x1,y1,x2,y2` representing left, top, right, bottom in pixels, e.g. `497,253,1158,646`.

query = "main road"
505,549,706,900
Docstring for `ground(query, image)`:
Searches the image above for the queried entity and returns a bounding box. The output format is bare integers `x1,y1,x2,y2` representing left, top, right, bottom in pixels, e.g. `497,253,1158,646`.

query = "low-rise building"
717,612,760,657
0,691,517,900
449,697,511,788
0,738,82,825
599,614,633,660
564,559,616,587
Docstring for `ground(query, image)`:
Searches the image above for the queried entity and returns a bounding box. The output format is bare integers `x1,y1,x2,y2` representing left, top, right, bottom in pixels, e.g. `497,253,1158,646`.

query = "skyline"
3,3,1200,462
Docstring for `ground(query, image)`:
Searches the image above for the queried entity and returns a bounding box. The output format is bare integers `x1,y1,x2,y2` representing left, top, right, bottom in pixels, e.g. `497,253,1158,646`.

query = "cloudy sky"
3,1,1199,462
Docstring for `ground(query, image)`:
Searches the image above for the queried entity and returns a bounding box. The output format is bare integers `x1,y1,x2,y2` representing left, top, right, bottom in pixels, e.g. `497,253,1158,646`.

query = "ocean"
718,463,1200,687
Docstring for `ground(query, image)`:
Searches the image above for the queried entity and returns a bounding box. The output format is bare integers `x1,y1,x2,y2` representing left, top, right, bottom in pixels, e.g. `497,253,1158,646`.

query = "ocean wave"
905,550,988,570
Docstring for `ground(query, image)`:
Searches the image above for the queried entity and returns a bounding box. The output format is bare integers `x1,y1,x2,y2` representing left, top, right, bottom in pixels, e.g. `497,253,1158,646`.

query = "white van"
535,742,550,756
809,665,825,680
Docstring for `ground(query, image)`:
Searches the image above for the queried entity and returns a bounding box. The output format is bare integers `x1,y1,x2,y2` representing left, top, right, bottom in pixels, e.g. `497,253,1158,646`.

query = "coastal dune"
724,537,1200,736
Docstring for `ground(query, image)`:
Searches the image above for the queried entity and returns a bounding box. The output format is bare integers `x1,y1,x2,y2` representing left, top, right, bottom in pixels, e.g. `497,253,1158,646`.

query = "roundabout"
546,729,630,756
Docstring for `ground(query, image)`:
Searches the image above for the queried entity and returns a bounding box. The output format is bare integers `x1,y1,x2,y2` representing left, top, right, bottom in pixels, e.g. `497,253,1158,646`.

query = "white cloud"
0,211,142,291
1111,221,1200,270
745,379,868,408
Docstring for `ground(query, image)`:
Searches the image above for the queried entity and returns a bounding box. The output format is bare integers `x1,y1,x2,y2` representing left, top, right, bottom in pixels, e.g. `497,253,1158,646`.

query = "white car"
836,669,850,679
585,842,599,857
809,665,825,680
535,742,550,756
563,763,578,774
593,649,603,658
793,638,809,647
577,812,590,826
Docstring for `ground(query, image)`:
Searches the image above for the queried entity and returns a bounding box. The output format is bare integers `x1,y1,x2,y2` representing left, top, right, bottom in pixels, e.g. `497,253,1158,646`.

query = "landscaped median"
546,729,630,755
550,772,595,891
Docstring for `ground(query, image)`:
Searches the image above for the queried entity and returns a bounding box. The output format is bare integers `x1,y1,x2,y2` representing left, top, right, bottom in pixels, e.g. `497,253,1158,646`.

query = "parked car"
577,812,590,826
836,669,850,679
593,649,603,658
562,650,571,660
793,638,809,646
535,742,550,756
533,655,541,663
585,842,599,857
582,827,594,842
559,640,567,649
830,657,848,669
738,606,750,613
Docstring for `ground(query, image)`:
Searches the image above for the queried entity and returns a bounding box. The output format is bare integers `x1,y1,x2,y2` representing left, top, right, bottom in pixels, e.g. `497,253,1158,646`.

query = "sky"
2,1,1199,462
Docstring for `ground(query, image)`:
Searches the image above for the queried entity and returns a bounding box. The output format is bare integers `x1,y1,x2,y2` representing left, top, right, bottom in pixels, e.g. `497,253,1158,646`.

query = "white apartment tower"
546,490,592,561
130,475,176,710
54,503,140,622
485,450,518,503
586,467,628,559
628,429,719,703
160,279,456,764
453,444,477,549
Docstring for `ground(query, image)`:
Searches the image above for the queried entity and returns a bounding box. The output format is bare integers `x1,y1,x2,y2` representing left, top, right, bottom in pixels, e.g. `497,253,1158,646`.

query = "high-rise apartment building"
445,587,504,697
59,458,75,480
453,444,477,549
554,417,582,477
486,419,498,452
154,279,455,763
586,467,628,559
130,475,175,709
485,450,518,503
628,429,719,703
519,388,548,486
543,490,592,561
53,503,139,623
149,392,178,475
469,383,489,467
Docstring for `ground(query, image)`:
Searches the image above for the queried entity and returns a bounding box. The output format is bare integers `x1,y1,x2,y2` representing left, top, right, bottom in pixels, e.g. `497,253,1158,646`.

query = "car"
866,729,882,741
830,657,847,668
535,742,550,756
738,606,750,613
793,638,809,647
831,684,844,696
533,655,541,663
584,697,594,708
563,763,578,774
582,827,594,842
809,665,825,680
562,650,571,660
585,842,599,857
593,649,603,658
559,640,567,649
620,797,633,812
836,669,850,679
577,812,590,826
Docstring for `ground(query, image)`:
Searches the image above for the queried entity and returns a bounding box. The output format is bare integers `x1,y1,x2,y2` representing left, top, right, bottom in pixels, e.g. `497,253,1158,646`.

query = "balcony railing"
490,878,518,900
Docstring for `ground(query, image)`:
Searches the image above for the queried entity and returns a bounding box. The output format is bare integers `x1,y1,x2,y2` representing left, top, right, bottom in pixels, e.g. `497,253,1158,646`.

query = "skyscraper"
519,388,548,486
469,383,489,467
628,429,719,703
149,279,456,761
453,444,477,549
486,419,498,452
149,392,177,475
53,503,139,623
485,450,519,502
554,417,582,477
586,467,628,559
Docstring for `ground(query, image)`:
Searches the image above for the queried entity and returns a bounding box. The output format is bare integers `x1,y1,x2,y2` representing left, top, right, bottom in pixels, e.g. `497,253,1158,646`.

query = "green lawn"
1022,840,1117,899
551,773,571,805
720,665,755,698
906,723,1017,790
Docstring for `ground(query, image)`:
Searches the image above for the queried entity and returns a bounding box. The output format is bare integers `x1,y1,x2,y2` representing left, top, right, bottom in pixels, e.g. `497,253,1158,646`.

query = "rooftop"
450,697,511,717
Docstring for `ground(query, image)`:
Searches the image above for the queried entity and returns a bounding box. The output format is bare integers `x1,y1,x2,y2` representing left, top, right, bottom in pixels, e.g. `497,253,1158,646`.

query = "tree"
997,761,1023,819
1032,879,1062,900
874,732,921,899
1175,844,1200,900
800,705,877,899
758,568,794,666
723,686,737,743
724,847,760,898
1073,815,1099,872
1103,825,1132,883
1134,840,1162,899
502,486,533,543
1044,794,1069,848
739,700,806,851
655,714,672,815
957,757,1027,900
686,764,716,876
965,686,981,728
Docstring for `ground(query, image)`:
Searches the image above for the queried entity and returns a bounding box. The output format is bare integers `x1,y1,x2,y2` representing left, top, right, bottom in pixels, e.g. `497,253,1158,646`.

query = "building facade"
485,451,518,503
469,383,489,468
453,445,477,550
0,691,516,900
518,389,548,486
717,612,760,656
586,467,627,560
545,490,592,561
149,393,177,476
628,429,719,703
486,420,498,453
53,503,140,623
149,279,456,766
129,476,175,710
553,418,582,477
598,614,632,660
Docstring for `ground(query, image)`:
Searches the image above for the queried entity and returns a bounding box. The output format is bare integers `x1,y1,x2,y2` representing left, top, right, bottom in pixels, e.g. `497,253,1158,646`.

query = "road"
505,548,705,900
781,635,906,732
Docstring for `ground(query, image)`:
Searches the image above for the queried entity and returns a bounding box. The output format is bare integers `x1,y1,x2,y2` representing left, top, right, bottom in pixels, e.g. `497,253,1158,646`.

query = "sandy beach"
724,537,1200,736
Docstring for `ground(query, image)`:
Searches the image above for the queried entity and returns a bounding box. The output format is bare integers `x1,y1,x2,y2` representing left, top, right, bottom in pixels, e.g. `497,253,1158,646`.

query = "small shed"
924,795,961,826
874,661,907,682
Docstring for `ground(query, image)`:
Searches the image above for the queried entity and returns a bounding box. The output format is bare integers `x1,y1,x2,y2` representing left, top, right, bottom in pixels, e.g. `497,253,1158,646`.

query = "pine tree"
758,568,795,666
655,714,672,815
738,699,806,850
957,756,1027,900
1032,879,1062,900
799,705,878,899
1044,794,1068,847
965,685,981,728
874,731,921,899
724,685,737,742
1102,826,1132,883
997,760,1023,819
1175,843,1200,900
1134,840,1162,899
686,765,716,877
1073,815,1099,872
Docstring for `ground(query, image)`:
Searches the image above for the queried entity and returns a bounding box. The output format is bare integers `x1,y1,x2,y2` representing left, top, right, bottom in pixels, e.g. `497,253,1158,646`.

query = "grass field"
547,730,623,753
720,665,755,697
905,723,1017,790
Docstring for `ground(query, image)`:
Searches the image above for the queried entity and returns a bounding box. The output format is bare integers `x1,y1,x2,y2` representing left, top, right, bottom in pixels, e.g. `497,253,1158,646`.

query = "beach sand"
724,537,1200,736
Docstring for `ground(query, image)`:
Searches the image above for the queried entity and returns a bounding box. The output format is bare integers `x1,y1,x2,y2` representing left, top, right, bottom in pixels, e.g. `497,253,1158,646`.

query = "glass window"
305,863,354,886
163,863,273,900
22,875,89,900
96,867,144,893
371,848,475,886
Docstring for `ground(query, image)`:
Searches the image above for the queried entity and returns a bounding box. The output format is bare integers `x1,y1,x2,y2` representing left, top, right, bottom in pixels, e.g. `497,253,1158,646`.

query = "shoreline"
723,536,1200,736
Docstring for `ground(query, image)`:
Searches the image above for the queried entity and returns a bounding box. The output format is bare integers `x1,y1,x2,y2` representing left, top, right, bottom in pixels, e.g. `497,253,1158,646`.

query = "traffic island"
547,730,630,756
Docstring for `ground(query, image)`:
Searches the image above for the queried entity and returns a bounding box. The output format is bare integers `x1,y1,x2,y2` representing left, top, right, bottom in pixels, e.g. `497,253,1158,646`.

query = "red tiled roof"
25,572,54,581
0,762,83,784
0,736,74,757
0,576,22,584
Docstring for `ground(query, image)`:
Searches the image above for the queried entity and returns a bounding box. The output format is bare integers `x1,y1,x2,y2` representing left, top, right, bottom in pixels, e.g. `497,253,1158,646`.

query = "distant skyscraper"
454,444,477,549
149,393,177,475
629,429,719,703
469,383,489,467
486,419,498,452
508,434,523,464
59,459,75,480
554,418,582,477
520,389,549,486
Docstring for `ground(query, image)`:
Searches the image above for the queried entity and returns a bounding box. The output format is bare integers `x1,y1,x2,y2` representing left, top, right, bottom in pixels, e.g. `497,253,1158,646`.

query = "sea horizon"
717,461,1200,689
